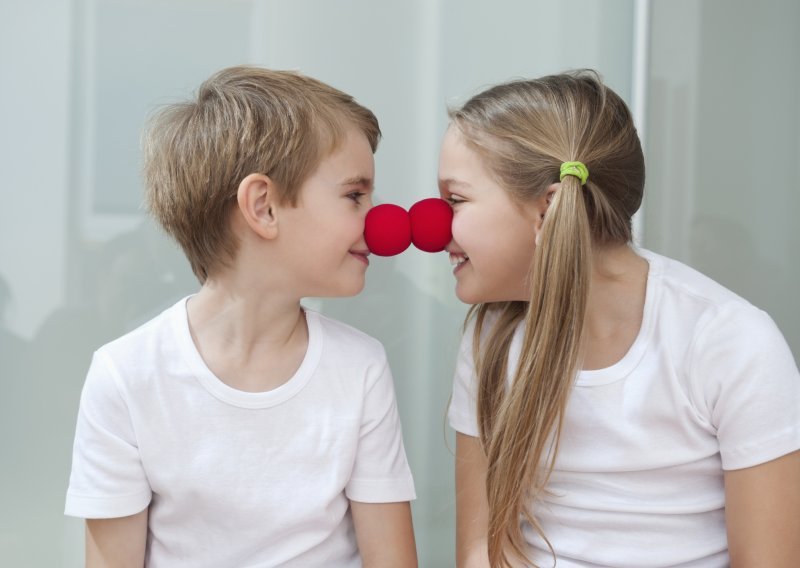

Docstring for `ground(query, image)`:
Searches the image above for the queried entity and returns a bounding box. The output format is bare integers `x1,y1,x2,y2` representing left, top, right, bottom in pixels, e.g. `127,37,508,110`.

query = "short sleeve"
65,351,151,518
345,353,416,503
691,303,800,470
447,320,481,437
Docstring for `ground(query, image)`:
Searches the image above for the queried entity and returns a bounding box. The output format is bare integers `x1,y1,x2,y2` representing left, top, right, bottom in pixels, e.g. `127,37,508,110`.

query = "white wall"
1,1,635,565
0,0,72,341
645,0,800,355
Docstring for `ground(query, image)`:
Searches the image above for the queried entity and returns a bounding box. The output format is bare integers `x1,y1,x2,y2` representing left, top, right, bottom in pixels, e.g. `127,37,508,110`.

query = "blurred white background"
0,0,797,565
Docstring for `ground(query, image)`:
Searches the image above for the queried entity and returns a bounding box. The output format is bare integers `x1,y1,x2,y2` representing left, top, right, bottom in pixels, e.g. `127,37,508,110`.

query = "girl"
441,70,800,567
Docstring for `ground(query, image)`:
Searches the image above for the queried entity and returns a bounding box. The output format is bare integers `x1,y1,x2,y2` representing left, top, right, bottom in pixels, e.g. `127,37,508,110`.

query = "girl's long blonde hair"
450,71,645,567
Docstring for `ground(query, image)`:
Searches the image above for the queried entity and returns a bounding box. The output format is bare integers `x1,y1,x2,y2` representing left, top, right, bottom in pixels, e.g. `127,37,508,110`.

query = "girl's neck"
581,244,649,370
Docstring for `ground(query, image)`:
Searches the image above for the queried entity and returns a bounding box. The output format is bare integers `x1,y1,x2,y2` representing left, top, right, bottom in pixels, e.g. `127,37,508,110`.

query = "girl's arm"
351,500,417,567
724,450,800,567
85,508,148,568
455,432,491,568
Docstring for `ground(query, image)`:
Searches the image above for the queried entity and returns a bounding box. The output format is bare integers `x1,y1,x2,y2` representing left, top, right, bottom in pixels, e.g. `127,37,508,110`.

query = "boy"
65,65,417,567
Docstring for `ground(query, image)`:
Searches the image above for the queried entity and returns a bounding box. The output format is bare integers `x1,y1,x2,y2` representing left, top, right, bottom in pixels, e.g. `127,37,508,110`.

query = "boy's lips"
350,250,370,266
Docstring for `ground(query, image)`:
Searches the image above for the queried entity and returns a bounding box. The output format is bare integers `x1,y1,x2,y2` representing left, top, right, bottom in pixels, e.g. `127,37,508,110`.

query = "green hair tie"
559,161,589,185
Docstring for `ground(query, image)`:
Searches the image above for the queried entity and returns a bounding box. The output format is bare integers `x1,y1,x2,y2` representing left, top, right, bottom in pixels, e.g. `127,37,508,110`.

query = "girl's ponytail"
486,164,592,567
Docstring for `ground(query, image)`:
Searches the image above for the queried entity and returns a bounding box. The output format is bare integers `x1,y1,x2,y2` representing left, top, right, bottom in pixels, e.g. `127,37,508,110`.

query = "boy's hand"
351,500,417,567
86,508,148,568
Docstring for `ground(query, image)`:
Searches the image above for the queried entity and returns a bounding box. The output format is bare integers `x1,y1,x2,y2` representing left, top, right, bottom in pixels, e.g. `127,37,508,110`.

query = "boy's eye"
347,191,365,204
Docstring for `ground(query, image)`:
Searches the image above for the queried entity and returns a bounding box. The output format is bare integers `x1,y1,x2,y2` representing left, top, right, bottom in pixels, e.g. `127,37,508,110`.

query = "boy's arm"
351,500,417,568
455,432,490,568
724,450,800,567
86,508,148,568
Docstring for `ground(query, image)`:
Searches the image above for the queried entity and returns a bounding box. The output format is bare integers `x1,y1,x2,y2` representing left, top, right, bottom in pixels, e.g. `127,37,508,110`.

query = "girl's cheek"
450,218,464,245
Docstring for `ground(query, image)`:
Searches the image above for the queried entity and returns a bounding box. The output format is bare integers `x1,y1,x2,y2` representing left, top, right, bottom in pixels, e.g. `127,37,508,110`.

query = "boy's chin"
325,280,366,298
341,283,366,297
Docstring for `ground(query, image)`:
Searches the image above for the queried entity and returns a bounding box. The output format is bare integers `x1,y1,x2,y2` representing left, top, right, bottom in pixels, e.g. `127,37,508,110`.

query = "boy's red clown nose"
364,198,453,256
364,204,412,256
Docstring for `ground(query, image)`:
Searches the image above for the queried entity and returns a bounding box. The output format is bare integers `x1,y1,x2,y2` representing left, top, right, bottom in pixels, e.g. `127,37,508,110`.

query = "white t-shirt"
448,249,800,567
66,297,416,567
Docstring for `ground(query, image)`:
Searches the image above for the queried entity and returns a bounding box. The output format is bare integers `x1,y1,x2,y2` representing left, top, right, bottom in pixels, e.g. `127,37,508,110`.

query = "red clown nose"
364,198,453,257
364,204,412,256
409,198,454,252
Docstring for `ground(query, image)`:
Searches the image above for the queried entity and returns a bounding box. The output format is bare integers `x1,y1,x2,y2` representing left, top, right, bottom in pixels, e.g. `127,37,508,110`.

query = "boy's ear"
236,173,279,239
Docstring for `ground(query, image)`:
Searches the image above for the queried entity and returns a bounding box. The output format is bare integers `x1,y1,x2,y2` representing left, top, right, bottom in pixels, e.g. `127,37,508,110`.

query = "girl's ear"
533,182,561,246
544,182,559,207
533,182,561,228
236,173,279,240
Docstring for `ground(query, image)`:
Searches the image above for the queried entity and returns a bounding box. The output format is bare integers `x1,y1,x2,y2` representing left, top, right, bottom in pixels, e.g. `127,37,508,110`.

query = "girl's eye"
347,191,365,204
446,195,465,206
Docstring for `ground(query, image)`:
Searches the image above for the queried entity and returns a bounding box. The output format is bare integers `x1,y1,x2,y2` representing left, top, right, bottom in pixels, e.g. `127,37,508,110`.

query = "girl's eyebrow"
438,178,471,189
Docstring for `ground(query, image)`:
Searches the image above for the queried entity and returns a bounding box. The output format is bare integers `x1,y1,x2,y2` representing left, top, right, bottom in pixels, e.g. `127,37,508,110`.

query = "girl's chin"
456,283,527,304
455,284,483,305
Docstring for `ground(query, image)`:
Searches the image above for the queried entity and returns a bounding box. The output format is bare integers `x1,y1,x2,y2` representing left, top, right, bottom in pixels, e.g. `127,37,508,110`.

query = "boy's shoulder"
97,296,187,362
308,309,387,361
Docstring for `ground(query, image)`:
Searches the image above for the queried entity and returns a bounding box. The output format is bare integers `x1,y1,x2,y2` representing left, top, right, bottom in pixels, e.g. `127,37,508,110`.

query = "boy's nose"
364,203,411,256
364,198,452,256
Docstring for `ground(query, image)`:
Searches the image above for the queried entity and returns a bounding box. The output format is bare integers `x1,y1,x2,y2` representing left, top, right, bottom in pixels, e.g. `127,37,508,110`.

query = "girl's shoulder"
638,248,748,310
638,249,791,371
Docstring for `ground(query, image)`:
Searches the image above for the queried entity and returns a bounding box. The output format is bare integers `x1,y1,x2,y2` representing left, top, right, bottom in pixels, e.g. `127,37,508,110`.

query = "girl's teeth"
449,253,469,266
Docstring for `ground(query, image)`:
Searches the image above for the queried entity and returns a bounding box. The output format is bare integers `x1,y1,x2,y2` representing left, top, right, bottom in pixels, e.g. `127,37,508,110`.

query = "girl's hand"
725,450,800,567
455,432,491,568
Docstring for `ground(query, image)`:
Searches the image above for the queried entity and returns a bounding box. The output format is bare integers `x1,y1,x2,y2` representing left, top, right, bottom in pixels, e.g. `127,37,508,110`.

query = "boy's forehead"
323,131,375,184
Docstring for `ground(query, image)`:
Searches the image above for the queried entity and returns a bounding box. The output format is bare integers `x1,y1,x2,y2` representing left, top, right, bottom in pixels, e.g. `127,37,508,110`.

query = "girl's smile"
448,251,469,274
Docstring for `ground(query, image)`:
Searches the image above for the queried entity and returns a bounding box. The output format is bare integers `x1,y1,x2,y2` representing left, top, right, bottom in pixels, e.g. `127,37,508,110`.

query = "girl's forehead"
440,128,479,165
439,137,489,182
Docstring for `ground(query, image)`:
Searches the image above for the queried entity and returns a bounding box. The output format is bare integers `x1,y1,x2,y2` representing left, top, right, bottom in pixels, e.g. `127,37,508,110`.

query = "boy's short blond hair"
142,65,381,282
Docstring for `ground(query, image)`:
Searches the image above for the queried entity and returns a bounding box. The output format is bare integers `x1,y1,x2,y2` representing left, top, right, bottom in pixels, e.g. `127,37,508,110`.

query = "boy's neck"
185,281,309,393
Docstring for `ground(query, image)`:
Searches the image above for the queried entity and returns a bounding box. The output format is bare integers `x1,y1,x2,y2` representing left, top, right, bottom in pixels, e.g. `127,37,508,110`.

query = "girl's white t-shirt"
449,249,800,567
66,298,415,567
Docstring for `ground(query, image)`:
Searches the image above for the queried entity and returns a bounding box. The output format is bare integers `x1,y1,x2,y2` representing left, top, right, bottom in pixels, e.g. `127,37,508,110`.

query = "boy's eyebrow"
340,176,374,188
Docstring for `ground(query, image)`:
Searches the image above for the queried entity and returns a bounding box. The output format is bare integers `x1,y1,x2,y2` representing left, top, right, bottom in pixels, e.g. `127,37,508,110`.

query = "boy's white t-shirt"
66,297,416,567
449,249,800,567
